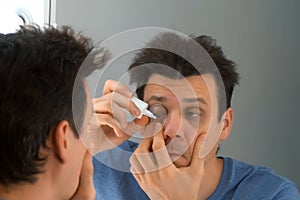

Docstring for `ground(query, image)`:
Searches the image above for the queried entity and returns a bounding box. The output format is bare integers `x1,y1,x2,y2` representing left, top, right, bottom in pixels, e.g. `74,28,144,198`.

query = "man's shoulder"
216,157,300,199
227,157,295,185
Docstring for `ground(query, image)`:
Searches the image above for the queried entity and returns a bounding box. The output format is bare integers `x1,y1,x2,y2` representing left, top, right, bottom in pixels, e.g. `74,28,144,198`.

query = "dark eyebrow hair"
146,95,167,102
146,95,207,106
183,97,208,106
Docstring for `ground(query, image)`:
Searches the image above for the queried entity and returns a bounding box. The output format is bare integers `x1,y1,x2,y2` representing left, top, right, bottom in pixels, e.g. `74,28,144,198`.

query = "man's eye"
149,104,168,121
185,110,201,119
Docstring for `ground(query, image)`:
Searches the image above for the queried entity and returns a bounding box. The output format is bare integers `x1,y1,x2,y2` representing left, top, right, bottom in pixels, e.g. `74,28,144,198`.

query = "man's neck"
0,176,58,200
198,157,224,199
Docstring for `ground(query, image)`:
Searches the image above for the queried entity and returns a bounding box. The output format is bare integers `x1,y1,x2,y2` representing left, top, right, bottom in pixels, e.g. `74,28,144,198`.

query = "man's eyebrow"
183,97,208,105
147,95,167,102
147,96,207,105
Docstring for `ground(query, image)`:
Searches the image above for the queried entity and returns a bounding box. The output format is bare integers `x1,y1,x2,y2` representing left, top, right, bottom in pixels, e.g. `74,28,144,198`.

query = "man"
93,32,300,199
0,25,112,200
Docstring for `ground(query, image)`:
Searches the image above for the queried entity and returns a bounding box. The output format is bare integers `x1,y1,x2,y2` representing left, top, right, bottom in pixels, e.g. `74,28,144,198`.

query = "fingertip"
134,115,150,127
154,122,163,133
115,128,126,137
130,103,141,117
152,122,165,151
85,149,93,160
87,151,93,160
191,134,207,162
80,151,94,179
85,152,94,167
199,135,207,150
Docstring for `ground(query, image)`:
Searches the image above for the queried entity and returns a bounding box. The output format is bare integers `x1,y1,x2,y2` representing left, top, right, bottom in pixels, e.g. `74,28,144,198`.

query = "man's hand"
130,123,206,200
90,80,149,153
70,151,95,200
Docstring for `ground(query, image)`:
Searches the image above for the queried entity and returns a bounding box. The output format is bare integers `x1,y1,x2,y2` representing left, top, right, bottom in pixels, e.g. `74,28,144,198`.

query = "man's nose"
163,111,184,139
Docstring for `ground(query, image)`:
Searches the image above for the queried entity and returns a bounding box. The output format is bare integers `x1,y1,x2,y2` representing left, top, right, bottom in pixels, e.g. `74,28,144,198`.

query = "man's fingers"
152,123,165,151
79,151,94,185
134,137,159,172
190,133,206,169
130,165,142,183
95,112,145,139
130,153,144,174
70,151,95,200
151,123,173,169
111,92,141,118
98,79,141,118
93,94,112,112
134,115,150,127
102,79,133,97
93,94,132,126
136,122,172,171
139,120,162,139
94,92,142,123
94,113,124,137
135,137,153,153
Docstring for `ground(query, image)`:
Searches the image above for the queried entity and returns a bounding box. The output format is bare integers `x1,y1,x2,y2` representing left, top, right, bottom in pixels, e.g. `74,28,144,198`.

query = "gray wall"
56,0,300,187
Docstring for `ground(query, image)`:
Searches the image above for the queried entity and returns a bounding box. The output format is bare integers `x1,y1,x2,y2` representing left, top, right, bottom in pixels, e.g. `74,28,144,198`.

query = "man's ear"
52,120,73,163
219,108,233,141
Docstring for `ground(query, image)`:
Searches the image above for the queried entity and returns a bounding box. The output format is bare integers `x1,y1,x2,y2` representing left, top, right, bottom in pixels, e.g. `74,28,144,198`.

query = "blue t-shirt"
209,158,300,200
93,140,148,200
93,140,300,200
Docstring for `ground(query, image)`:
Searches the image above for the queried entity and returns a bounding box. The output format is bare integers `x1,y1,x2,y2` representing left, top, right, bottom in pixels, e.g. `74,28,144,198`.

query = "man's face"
143,74,221,167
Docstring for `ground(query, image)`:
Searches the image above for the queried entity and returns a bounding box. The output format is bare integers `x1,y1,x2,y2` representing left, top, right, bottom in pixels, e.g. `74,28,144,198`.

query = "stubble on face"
144,74,217,168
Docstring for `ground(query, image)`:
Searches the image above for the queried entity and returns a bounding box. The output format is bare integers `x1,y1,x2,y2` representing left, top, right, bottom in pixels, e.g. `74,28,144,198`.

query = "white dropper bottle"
131,97,157,119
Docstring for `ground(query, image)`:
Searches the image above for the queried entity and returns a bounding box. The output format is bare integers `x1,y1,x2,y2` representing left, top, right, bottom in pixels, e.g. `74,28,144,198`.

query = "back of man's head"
0,25,95,186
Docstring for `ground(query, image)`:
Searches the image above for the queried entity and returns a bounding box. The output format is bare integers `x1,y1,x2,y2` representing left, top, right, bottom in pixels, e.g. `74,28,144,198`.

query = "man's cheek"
184,127,201,148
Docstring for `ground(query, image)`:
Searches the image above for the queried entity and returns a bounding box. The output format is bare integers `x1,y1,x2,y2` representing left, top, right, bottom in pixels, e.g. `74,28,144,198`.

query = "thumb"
151,122,173,170
134,115,150,127
71,151,95,200
190,133,206,170
152,122,165,151
120,115,149,137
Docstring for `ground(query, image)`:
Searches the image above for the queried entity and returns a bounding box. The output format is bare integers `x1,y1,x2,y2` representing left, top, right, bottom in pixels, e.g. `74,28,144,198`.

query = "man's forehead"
146,74,213,92
147,73,212,84
144,74,215,102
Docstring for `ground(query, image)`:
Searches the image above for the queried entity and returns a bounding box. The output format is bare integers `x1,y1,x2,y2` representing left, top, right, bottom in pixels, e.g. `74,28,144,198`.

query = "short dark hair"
128,33,239,118
0,25,108,186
